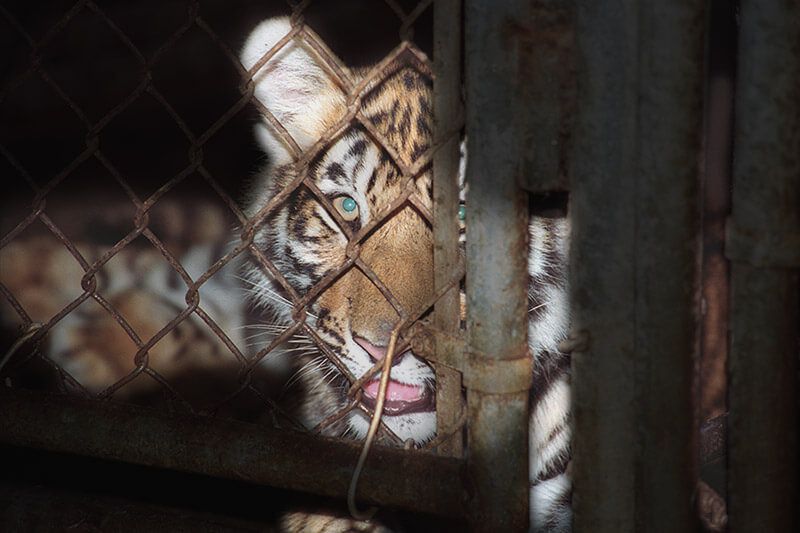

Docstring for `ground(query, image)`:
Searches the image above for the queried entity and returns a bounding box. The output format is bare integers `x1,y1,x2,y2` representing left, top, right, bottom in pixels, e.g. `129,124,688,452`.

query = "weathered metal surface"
463,353,532,395
634,2,704,529
726,222,800,268
413,324,533,398
410,324,465,370
432,0,465,458
728,0,800,529
570,2,639,528
0,389,468,518
465,0,531,530
518,0,576,193
572,0,704,530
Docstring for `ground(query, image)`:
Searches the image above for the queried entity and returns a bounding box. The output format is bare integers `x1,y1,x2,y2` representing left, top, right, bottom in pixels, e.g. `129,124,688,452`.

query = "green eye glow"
341,196,357,213
458,204,466,221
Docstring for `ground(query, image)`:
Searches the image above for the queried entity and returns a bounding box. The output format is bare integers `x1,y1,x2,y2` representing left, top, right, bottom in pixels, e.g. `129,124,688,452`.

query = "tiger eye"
334,195,360,221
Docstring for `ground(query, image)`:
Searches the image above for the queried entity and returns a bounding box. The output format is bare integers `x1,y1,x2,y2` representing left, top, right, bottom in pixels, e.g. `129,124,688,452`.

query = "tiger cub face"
241,18,438,442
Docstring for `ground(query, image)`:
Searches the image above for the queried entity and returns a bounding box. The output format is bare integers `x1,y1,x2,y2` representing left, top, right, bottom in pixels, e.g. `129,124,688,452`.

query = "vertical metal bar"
572,1,704,530
728,1,800,529
465,1,531,530
518,0,575,193
570,2,639,528
432,0,464,457
634,2,704,529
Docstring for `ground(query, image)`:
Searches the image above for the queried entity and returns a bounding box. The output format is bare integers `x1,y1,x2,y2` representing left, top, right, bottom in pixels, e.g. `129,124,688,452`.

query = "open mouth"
360,379,435,416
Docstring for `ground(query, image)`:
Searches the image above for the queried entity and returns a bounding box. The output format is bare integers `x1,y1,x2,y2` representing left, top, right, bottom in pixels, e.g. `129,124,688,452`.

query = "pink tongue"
364,380,423,402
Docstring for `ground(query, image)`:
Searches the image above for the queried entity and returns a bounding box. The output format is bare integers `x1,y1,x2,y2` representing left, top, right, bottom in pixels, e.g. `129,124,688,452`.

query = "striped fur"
528,216,572,531
241,17,572,531
0,201,246,401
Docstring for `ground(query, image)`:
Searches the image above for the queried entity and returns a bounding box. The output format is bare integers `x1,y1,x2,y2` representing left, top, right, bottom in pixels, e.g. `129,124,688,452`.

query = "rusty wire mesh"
0,0,466,455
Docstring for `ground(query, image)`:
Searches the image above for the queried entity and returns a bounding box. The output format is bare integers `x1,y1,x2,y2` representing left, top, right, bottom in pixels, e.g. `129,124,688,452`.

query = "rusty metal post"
633,3,704,529
570,2,639,528
571,1,704,530
432,0,464,457
518,0,575,193
727,1,800,529
464,1,531,530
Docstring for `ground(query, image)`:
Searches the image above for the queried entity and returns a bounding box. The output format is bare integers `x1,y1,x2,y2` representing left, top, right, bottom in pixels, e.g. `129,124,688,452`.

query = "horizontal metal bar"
0,389,467,518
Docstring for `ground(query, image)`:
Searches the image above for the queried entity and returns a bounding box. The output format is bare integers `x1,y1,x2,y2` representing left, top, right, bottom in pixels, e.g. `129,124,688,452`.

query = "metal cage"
1,0,798,531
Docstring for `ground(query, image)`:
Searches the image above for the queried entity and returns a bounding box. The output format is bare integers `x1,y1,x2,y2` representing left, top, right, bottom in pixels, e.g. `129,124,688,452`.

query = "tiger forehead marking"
361,67,432,167
265,66,435,294
298,66,436,345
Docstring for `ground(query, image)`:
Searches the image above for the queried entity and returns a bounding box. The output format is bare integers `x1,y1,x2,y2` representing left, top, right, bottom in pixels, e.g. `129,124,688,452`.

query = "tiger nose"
354,337,407,366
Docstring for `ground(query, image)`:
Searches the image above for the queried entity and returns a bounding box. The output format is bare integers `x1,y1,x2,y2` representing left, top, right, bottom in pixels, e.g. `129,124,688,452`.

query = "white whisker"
236,323,288,330
529,298,554,314
234,275,300,311
276,346,322,354
285,355,327,386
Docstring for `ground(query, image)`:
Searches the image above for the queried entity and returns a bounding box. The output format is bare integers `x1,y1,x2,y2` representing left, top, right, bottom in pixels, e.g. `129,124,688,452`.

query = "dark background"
1,0,433,245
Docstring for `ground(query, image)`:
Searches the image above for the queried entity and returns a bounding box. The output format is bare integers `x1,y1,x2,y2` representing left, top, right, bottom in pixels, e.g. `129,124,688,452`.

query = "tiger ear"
240,17,345,166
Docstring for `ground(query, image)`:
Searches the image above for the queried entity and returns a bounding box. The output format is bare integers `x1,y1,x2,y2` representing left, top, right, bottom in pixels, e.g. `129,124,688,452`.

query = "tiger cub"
0,201,248,408
240,17,572,531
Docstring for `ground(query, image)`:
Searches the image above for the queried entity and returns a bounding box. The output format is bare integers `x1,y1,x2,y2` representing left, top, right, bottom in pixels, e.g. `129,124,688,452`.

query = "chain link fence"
1,0,466,443
1,0,480,525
